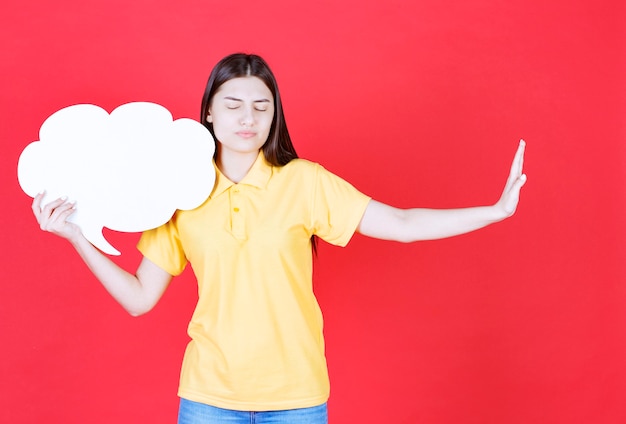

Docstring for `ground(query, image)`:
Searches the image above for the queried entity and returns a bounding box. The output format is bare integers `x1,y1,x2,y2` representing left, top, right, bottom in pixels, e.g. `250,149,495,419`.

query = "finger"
53,208,77,229
509,174,528,197
41,203,76,232
38,198,72,228
510,139,526,178
48,201,76,223
503,140,526,193
41,196,69,215
515,173,527,189
31,191,46,215
516,139,525,176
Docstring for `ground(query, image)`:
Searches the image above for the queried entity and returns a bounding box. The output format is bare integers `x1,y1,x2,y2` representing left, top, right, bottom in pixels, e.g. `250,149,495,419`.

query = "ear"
205,113,213,123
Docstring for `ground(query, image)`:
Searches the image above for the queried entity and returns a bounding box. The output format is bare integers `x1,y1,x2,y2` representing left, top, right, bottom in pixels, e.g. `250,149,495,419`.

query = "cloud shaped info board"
18,102,216,255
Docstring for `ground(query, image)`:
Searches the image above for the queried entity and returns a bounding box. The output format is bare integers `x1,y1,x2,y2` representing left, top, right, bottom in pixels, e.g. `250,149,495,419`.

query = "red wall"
2,0,625,423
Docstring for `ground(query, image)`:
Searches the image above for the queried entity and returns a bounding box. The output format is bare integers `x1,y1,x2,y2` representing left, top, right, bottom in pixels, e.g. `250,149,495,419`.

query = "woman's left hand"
494,139,527,217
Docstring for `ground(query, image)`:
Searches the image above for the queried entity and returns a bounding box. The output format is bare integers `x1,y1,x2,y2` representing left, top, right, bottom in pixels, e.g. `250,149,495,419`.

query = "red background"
2,0,625,423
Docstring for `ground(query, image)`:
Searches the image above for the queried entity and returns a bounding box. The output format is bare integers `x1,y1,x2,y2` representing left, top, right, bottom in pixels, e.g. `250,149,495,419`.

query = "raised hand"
495,139,527,217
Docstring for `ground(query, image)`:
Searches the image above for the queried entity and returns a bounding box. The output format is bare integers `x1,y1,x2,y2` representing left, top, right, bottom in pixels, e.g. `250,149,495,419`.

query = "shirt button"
233,207,240,212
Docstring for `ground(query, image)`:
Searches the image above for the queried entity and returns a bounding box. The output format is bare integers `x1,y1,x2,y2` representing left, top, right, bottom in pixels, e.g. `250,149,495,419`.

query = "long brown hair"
200,53,298,166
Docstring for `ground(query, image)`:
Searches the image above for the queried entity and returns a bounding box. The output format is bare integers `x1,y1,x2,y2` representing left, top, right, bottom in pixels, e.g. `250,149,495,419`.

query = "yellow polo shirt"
137,152,371,411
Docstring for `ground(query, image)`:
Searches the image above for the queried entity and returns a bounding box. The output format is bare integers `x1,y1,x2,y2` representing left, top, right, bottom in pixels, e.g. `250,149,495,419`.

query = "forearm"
70,235,154,316
394,205,506,242
358,200,510,242
32,194,170,315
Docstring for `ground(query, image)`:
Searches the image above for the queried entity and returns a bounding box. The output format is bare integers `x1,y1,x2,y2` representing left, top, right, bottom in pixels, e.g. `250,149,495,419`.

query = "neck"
216,149,260,183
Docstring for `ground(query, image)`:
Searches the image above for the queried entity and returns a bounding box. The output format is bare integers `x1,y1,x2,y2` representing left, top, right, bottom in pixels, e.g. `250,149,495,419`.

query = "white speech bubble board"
18,102,216,255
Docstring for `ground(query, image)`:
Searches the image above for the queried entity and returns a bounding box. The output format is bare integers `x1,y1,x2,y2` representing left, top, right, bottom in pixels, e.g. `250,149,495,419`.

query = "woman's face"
207,76,275,158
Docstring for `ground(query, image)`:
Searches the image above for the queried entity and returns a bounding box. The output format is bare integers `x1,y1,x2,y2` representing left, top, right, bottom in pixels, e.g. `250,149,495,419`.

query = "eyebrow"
223,96,271,103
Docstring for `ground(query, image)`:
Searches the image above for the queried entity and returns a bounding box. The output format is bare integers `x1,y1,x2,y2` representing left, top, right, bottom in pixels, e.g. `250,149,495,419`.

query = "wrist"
68,230,89,250
489,203,510,222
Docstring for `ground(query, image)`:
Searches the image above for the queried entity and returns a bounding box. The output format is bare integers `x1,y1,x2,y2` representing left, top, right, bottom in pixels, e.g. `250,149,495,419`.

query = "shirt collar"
210,151,273,198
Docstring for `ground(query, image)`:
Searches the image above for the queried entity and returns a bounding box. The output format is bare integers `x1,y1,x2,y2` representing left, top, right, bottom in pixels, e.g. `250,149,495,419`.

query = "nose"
240,106,255,127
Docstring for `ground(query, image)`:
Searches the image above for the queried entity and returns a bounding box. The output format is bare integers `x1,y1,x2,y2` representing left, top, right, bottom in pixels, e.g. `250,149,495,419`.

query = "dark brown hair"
200,53,298,166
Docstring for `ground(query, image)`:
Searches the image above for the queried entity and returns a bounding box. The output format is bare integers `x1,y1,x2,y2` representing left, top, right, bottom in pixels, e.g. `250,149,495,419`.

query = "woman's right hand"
32,192,83,242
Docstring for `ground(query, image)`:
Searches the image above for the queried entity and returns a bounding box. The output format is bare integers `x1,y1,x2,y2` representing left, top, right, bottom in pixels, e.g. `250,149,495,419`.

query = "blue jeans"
178,398,328,424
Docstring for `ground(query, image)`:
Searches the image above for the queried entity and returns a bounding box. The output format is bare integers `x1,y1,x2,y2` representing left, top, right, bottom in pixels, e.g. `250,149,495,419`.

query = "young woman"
32,53,527,424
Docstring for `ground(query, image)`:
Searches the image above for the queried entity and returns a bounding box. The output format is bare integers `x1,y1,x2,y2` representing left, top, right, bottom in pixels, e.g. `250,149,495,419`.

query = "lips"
236,131,256,138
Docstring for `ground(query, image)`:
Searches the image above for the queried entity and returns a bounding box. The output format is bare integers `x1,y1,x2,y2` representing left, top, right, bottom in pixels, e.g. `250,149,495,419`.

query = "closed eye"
225,100,241,110
222,97,271,111
254,99,271,112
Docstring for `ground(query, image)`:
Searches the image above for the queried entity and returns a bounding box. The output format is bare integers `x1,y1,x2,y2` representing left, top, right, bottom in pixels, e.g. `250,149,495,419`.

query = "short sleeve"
137,213,188,276
311,164,371,246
